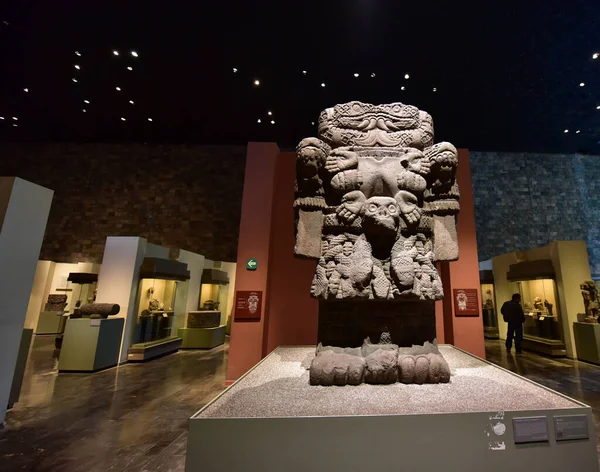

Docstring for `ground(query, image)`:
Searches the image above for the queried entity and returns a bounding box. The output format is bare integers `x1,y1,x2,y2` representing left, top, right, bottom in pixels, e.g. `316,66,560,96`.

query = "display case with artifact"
186,102,598,471
480,270,499,339
507,259,565,356
127,257,189,361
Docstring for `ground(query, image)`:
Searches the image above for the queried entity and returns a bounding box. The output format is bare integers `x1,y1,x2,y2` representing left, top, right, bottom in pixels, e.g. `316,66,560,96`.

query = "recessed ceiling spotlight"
127,66,133,71
12,123,17,127
75,51,81,56
311,121,315,125
321,82,326,87
74,65,80,70
0,117,4,120
254,79,260,86
371,72,376,78
147,118,153,122
268,111,272,116
593,53,599,59
116,87,121,91
580,82,585,87
404,74,410,79
82,109,87,113
113,50,119,56
271,120,275,124
84,99,90,104
576,130,581,134
129,100,135,105
233,67,238,73
401,86,405,91
121,117,126,121
564,129,569,133
12,117,18,120
72,78,78,83
433,87,437,92
302,70,307,75
131,51,138,57
354,73,359,78
23,88,28,92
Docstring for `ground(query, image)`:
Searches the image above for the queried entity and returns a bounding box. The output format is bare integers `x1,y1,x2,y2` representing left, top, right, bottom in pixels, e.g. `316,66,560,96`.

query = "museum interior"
1,2,600,472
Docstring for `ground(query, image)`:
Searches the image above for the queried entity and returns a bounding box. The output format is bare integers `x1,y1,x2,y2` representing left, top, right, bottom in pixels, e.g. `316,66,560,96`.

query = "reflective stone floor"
3,337,600,471
0,336,227,472
485,339,600,462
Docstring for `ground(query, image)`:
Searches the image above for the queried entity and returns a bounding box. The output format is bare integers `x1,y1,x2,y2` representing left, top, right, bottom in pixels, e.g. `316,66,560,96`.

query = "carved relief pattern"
295,101,460,302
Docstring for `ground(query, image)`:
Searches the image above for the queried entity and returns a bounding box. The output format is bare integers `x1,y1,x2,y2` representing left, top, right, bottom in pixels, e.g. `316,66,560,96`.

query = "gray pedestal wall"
0,177,53,424
186,346,598,472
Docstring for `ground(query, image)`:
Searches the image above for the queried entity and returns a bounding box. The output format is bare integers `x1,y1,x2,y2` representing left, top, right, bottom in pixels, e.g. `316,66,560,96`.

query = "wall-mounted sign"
453,288,479,316
234,290,262,321
246,258,258,271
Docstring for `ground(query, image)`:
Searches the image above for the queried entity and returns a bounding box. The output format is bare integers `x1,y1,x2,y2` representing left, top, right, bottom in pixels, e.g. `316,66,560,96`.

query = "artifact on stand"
45,294,68,312
78,303,120,319
579,281,599,323
148,299,161,311
294,101,460,386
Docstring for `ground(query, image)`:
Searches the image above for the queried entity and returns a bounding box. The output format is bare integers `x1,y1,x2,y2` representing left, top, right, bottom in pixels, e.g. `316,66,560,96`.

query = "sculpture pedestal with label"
58,318,124,372
186,346,598,472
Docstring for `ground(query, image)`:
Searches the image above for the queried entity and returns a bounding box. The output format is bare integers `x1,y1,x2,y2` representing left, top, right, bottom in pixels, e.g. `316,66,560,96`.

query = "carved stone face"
361,196,400,234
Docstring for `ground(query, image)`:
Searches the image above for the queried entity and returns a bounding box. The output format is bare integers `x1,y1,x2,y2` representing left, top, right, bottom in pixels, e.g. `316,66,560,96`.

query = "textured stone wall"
470,152,600,275
0,143,246,263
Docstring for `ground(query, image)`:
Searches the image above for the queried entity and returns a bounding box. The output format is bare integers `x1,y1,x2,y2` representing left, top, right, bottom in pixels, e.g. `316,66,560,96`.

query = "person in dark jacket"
501,293,526,353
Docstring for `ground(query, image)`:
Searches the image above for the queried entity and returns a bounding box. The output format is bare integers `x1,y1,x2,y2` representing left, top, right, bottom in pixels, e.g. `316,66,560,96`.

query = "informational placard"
453,288,479,317
90,319,101,327
554,415,589,441
512,416,549,444
234,290,262,321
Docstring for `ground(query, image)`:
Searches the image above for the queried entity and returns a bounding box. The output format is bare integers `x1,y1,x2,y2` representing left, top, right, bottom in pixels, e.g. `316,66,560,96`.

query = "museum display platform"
35,310,65,334
58,318,124,372
178,326,225,349
574,322,600,365
127,336,182,362
186,345,598,472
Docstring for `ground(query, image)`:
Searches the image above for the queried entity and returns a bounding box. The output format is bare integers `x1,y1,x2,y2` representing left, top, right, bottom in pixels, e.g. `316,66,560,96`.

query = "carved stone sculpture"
294,101,460,385
79,303,120,319
45,294,68,312
580,281,599,322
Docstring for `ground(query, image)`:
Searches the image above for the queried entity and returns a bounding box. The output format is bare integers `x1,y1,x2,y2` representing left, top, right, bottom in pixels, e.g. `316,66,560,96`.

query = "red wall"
263,152,319,354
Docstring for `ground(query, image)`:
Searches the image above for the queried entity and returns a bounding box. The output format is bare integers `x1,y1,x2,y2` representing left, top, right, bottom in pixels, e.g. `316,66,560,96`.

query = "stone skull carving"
295,101,460,302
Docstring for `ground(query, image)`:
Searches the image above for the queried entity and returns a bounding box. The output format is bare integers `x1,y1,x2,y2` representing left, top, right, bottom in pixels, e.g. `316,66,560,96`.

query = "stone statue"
580,281,599,322
294,101,460,385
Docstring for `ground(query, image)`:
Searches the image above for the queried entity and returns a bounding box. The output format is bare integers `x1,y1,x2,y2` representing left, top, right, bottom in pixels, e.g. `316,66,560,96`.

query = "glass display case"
131,277,179,346
512,278,562,343
481,283,498,338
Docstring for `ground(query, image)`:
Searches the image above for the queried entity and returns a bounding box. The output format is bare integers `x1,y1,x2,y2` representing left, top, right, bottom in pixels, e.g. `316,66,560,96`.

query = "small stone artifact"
148,299,160,311
294,101,460,385
79,303,120,319
45,294,68,312
580,281,599,323
187,311,220,329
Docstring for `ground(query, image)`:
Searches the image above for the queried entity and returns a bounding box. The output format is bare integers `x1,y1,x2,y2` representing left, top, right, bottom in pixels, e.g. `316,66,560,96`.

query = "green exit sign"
246,258,258,271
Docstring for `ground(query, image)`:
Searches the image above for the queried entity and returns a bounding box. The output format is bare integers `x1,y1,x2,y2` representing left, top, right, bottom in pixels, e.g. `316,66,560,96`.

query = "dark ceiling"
0,0,599,153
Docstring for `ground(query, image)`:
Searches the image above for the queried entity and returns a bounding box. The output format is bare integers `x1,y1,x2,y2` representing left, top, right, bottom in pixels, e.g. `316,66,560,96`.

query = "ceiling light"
113,50,119,56
271,120,275,124
564,129,569,133
116,87,121,91
576,130,581,134
267,111,272,116
82,109,87,113
401,86,405,91
147,118,153,122
12,124,17,127
0,117,4,120
580,82,585,87
12,117,17,120
321,82,326,87
593,53,599,59
302,70,307,75
254,79,260,86
131,51,138,57
75,51,81,56
257,119,261,123
404,74,410,79
72,78,78,83
233,67,238,73
74,65,80,70
597,106,600,110
23,88,28,92
121,117,126,121
354,73,359,78
371,73,376,78
311,121,315,125
433,87,437,92
127,66,133,71
84,100,90,104
129,100,135,105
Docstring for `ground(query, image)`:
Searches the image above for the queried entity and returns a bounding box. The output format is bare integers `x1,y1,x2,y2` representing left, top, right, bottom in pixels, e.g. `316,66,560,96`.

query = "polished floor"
0,336,227,472
3,337,600,471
